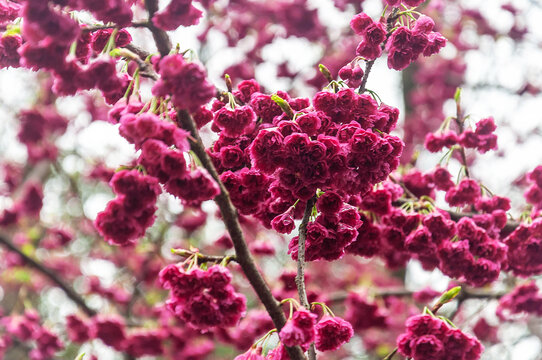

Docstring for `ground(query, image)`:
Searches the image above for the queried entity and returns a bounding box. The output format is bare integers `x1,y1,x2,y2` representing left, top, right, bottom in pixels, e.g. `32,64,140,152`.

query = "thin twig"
455,98,471,178
383,348,398,360
81,21,150,32
295,197,316,309
358,60,375,94
296,196,317,360
176,110,306,360
171,248,237,264
0,233,96,317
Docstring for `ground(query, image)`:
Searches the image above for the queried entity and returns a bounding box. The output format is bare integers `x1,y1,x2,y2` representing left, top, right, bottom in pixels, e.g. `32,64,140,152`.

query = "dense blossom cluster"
314,316,354,351
0,33,21,68
497,282,542,319
504,217,542,277
65,312,209,358
1,310,63,360
17,107,68,163
288,193,363,261
6,1,136,103
350,8,446,71
279,309,317,347
278,309,353,353
152,54,215,112
341,172,509,287
397,314,483,360
425,117,498,154
1,0,541,359
159,263,246,329
94,170,161,246
153,0,203,31
344,292,389,332
385,16,447,71
210,82,404,239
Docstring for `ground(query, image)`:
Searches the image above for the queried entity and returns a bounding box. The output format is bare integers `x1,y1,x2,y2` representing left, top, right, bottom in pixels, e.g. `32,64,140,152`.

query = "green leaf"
318,64,333,82
271,94,294,118
454,87,462,103
436,286,461,305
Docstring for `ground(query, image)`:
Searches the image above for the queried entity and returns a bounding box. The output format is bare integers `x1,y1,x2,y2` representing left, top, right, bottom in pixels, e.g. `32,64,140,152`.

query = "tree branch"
171,248,237,264
296,197,317,360
0,233,96,317
176,110,306,360
144,0,172,57
358,60,375,94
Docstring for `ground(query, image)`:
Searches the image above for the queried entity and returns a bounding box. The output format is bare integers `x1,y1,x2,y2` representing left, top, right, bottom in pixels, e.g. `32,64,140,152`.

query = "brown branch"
329,288,505,304
176,110,306,360
296,197,317,360
295,198,316,309
358,60,375,94
125,43,151,61
171,248,237,264
144,0,172,57
454,94,471,178
0,233,96,317
81,21,150,32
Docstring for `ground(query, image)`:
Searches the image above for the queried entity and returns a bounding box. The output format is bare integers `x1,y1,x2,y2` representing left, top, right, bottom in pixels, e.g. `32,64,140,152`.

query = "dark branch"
171,248,237,264
144,0,172,57
176,110,306,360
0,233,96,317
296,197,317,360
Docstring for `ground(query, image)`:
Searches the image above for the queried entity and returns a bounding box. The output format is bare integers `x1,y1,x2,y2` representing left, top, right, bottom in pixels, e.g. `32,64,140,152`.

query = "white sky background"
0,0,542,359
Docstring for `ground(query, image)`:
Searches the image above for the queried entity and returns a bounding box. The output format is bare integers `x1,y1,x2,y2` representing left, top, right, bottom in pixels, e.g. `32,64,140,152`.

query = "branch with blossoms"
1,0,542,359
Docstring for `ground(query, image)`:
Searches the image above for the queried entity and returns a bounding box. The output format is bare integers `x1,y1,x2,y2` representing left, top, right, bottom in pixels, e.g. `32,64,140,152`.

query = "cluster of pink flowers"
278,309,353,352
153,0,203,31
71,0,133,27
288,191,363,261
117,107,220,206
279,309,318,347
159,264,246,329
207,80,403,235
524,165,542,211
66,314,164,357
0,33,21,69
344,292,389,331
338,62,364,88
0,181,44,226
351,13,387,60
0,0,20,26
497,282,542,319
2,310,63,360
504,217,542,277
86,28,132,56
386,16,447,70
341,169,509,287
17,107,68,163
397,314,483,360
94,170,161,246
425,117,498,154
152,54,216,112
